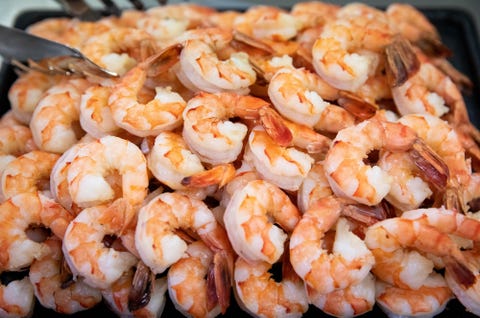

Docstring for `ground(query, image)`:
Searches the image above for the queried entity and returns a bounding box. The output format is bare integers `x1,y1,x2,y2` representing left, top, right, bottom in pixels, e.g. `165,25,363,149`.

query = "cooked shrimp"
29,78,91,153
297,161,333,213
0,276,35,318
234,252,309,318
376,273,453,318
0,111,23,128
62,199,138,289
364,215,469,290
0,192,73,271
224,179,301,264
290,1,340,29
182,91,275,165
143,3,216,29
307,273,375,317
146,131,235,190
268,66,355,133
175,27,256,94
26,17,73,43
79,84,121,138
0,125,37,175
0,150,59,201
8,70,59,124
65,135,148,208
29,237,102,314
108,45,186,137
135,192,234,275
289,196,374,294
168,241,223,318
81,27,157,76
312,3,393,91
244,126,316,191
102,265,168,317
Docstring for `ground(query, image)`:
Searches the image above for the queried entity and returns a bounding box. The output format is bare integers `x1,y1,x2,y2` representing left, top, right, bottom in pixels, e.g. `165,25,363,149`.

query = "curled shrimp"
65,135,148,209
29,78,92,153
307,273,376,317
376,273,453,318
182,91,278,165
8,70,59,124
312,3,393,91
0,125,37,175
168,241,223,318
175,27,256,94
145,131,235,190
297,161,333,213
289,196,374,294
0,276,35,318
234,252,309,318
224,179,301,264
62,199,138,289
0,192,73,271
108,45,186,137
267,66,355,133
0,150,59,201
29,237,102,314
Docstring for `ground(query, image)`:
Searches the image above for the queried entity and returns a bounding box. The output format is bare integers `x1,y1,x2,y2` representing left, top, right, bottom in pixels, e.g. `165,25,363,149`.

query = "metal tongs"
0,24,118,78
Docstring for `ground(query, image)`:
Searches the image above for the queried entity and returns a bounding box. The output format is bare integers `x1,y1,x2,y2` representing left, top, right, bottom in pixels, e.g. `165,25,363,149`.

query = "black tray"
0,7,479,318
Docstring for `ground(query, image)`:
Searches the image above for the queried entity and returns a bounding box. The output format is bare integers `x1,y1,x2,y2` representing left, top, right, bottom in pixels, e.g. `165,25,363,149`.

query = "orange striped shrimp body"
62,199,139,289
224,179,301,264
297,162,333,213
0,125,38,175
289,196,374,295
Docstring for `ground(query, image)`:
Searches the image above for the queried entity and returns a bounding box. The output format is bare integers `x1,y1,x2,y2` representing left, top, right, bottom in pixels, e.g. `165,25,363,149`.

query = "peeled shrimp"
234,254,309,318
176,27,256,94
0,125,37,175
62,199,138,289
8,71,59,124
0,277,35,318
297,161,333,213
224,179,301,264
29,78,91,153
29,237,102,314
289,196,374,294
290,1,340,29
0,192,73,271
307,273,375,318
108,45,186,137
0,150,59,201
168,241,223,318
65,135,148,209
0,111,23,128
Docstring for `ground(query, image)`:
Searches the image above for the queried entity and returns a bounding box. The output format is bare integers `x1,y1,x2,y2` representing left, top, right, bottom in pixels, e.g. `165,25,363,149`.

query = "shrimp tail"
342,202,392,227
181,163,236,188
337,91,377,120
445,257,476,289
143,43,183,77
409,139,449,191
128,261,154,312
207,251,233,314
385,35,420,87
258,107,293,147
414,35,452,59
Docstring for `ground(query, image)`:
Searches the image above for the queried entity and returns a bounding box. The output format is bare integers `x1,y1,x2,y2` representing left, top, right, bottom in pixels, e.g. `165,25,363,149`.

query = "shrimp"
364,214,469,290
0,192,73,271
244,126,316,191
0,276,35,318
289,196,374,294
142,3,216,29
102,264,168,317
135,192,234,275
145,131,235,190
8,70,59,124
307,273,375,317
376,273,453,318
0,111,23,128
234,251,309,318
267,66,355,133
297,161,333,213
79,84,121,138
182,91,278,165
0,125,37,175
224,179,301,264
29,237,102,314
81,27,157,76
312,3,393,91
62,199,138,289
0,150,59,201
175,27,256,94
290,1,340,29
323,113,446,206
108,45,186,137
29,78,92,153
168,241,223,318
65,135,148,209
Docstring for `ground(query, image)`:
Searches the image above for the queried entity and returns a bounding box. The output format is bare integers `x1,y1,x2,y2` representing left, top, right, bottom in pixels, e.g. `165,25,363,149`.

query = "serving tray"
0,6,479,318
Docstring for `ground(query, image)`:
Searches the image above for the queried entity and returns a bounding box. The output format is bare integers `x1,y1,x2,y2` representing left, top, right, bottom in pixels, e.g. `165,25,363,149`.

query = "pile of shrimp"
2,1,480,317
